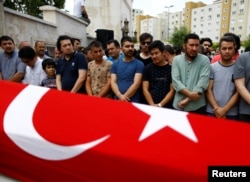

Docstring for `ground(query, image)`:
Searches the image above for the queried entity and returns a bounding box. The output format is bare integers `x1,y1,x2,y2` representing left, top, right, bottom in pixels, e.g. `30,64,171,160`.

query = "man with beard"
171,33,210,114
111,36,144,103
0,35,26,82
56,35,87,93
135,33,153,66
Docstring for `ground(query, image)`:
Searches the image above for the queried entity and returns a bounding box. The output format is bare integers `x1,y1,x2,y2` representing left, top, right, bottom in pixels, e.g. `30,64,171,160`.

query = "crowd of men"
0,31,250,123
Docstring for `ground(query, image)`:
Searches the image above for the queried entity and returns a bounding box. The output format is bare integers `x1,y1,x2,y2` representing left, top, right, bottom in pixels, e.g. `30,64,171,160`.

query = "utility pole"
165,5,174,41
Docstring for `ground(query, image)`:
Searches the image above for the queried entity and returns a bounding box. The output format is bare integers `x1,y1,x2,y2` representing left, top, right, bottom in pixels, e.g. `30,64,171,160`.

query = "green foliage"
170,26,190,47
4,0,65,18
243,35,250,48
212,42,219,51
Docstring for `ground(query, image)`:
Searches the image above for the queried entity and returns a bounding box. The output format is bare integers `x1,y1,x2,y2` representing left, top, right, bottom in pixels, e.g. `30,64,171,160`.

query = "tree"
243,35,250,49
4,0,65,18
170,26,190,47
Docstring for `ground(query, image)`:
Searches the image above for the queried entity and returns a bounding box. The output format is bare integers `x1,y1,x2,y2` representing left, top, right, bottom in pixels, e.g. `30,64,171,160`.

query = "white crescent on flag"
3,85,110,160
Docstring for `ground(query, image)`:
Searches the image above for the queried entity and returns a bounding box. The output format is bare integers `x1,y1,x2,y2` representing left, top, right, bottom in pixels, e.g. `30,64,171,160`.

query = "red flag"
0,81,250,181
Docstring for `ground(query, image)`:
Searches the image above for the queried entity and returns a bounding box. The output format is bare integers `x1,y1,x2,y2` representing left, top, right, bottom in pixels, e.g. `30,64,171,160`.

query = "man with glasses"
135,33,153,66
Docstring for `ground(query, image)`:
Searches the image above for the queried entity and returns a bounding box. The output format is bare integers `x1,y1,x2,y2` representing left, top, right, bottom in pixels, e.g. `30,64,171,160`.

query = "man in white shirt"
73,0,90,24
19,46,46,86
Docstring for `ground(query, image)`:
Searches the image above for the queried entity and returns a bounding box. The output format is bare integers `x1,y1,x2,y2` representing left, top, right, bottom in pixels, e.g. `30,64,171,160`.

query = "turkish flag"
0,81,250,182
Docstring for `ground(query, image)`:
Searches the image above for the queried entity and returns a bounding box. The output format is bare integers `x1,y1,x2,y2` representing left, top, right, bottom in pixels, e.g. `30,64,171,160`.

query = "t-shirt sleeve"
142,64,150,81
135,60,144,73
111,62,117,74
233,54,246,79
78,54,88,70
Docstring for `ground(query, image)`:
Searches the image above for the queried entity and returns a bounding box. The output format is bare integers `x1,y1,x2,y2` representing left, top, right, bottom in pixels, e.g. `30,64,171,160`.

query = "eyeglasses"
141,41,151,45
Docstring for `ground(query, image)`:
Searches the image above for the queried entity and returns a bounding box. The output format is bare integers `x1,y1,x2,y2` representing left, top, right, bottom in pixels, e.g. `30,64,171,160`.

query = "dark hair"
245,46,250,52
200,37,213,46
172,45,182,55
35,41,45,47
56,35,73,51
139,32,153,42
18,46,36,59
72,38,81,43
219,36,236,48
107,39,120,48
184,33,200,44
88,40,103,49
148,40,165,52
0,35,14,45
83,46,91,55
42,58,56,70
165,45,175,55
224,32,241,51
121,36,133,46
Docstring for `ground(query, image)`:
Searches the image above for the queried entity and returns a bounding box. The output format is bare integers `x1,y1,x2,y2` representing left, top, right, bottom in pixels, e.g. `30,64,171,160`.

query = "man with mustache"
111,36,144,103
171,33,210,114
0,35,26,82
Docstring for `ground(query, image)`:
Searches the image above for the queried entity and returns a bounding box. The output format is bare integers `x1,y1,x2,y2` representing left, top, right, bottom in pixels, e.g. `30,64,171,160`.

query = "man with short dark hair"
143,40,175,108
0,35,26,82
86,40,112,98
34,41,50,60
72,38,81,51
172,33,210,114
19,46,46,86
200,37,213,60
206,36,239,120
135,32,153,66
111,36,144,103
56,35,87,93
106,39,123,62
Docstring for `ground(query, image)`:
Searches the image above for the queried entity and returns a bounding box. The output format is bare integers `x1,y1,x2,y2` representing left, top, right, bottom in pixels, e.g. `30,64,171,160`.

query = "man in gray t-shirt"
234,51,250,122
206,36,239,120
0,35,26,82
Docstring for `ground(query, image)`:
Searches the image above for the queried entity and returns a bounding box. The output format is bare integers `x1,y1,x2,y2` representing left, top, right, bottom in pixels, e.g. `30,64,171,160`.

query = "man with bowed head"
111,36,144,103
171,33,210,114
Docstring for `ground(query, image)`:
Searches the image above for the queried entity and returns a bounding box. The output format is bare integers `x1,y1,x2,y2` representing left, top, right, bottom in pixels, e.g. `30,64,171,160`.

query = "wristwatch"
158,103,162,107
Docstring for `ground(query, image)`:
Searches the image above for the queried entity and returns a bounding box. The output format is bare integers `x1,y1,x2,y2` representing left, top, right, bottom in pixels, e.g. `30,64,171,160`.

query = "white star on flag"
133,103,198,143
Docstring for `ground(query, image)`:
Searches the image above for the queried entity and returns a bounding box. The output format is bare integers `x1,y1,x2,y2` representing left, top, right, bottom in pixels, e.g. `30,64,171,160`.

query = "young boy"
41,58,57,89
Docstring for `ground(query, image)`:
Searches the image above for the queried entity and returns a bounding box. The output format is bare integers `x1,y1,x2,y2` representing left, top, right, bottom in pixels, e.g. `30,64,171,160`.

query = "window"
208,8,212,12
201,16,204,21
224,0,228,3
233,3,237,7
200,31,203,34
232,11,236,15
231,27,235,31
208,15,212,20
224,8,227,12
223,16,227,20
217,14,220,18
239,9,244,14
240,0,244,4
194,11,197,14
238,26,243,30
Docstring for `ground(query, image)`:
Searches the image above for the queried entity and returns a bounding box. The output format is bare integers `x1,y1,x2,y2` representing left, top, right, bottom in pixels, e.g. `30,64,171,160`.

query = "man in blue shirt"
0,35,26,82
56,35,87,93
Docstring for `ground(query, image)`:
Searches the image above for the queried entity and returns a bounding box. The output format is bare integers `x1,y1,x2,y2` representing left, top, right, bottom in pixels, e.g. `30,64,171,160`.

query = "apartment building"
133,0,250,43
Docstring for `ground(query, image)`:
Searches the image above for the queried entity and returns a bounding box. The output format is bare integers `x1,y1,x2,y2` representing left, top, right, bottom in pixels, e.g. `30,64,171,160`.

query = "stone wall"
0,4,89,49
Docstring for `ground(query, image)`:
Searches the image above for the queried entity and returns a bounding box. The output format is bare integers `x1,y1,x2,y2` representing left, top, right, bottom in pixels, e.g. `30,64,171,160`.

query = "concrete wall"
0,4,89,49
85,0,133,41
